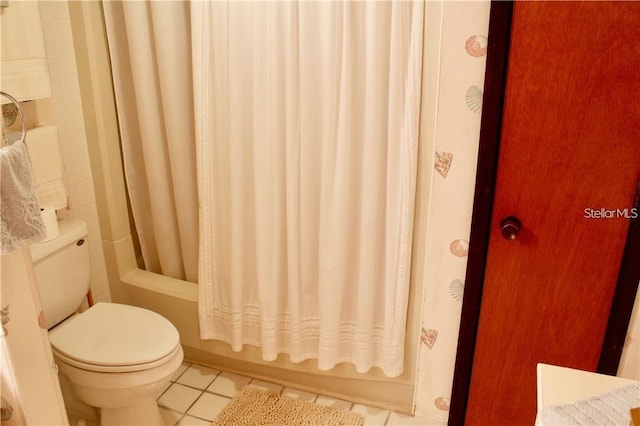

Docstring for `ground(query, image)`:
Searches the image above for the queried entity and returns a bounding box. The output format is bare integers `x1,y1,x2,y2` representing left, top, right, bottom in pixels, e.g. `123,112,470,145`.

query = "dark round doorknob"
500,216,521,240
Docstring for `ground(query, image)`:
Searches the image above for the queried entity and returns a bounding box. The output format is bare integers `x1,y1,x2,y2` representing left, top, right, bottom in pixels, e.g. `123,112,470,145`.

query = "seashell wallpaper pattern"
465,35,488,57
435,152,454,178
421,327,439,349
414,1,491,422
449,239,469,257
465,86,484,114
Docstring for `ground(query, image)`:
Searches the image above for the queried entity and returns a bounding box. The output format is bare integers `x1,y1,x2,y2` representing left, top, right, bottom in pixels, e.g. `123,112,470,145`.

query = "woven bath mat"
212,387,363,425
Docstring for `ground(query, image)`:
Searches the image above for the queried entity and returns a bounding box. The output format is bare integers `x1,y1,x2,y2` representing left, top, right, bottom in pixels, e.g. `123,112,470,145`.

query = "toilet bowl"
31,219,183,425
49,302,183,425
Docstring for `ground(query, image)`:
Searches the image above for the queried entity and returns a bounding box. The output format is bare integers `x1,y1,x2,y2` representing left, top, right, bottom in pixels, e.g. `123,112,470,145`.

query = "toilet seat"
52,344,182,373
49,303,180,373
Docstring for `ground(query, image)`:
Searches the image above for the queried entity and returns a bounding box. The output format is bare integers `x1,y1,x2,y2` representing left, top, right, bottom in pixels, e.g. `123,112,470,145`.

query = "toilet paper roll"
40,205,59,242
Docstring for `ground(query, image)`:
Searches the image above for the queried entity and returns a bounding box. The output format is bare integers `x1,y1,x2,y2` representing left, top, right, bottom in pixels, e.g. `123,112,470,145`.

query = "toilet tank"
30,219,91,329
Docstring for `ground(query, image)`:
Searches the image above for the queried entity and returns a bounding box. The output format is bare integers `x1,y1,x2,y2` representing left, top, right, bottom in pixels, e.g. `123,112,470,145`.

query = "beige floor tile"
206,371,252,397
386,412,435,425
386,412,413,425
248,379,284,393
176,415,212,426
171,362,191,381
351,404,390,425
155,381,172,399
315,395,353,411
157,383,202,413
187,392,231,421
177,364,220,390
177,361,425,426
281,387,317,401
409,415,440,425
159,407,183,426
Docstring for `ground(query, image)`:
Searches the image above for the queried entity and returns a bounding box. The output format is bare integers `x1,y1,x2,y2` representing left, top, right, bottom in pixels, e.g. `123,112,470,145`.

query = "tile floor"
156,361,433,426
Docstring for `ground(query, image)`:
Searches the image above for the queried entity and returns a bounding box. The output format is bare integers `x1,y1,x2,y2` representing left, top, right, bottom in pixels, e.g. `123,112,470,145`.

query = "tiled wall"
38,1,111,304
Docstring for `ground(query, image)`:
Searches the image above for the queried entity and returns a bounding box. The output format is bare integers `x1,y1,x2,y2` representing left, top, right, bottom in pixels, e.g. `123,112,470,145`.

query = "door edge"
448,2,513,425
598,181,640,375
450,3,640,424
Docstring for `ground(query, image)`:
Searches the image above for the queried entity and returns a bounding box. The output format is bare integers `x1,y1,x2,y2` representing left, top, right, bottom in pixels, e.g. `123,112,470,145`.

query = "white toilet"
30,219,183,426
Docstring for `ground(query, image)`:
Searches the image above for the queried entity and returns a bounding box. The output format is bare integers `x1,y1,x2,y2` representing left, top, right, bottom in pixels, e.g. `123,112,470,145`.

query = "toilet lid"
49,303,180,368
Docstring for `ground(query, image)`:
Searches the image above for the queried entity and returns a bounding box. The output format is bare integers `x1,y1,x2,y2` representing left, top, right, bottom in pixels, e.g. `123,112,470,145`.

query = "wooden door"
465,2,640,425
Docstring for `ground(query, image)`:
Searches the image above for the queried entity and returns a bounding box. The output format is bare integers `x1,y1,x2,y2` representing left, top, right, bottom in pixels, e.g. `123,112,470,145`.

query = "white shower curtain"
103,1,199,282
193,1,424,376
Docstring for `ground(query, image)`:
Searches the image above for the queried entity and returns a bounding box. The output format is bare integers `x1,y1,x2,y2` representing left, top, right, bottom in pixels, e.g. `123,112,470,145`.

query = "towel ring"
1,91,27,146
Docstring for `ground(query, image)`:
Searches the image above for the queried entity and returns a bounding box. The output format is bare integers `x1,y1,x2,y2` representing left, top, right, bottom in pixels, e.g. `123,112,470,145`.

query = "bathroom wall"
36,1,111,304
28,0,640,422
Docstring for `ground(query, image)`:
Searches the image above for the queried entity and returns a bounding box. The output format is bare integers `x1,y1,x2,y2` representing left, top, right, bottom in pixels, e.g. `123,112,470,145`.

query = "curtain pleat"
194,1,423,377
103,1,198,282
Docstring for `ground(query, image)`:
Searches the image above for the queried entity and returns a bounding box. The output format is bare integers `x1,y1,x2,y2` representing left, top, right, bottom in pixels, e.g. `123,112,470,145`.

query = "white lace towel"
541,383,640,425
1,140,45,254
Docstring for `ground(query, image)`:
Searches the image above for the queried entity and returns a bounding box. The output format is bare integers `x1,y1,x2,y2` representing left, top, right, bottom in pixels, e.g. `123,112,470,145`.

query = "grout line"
170,380,219,394
157,382,206,416
175,376,219,392
203,388,236,399
182,387,233,422
156,383,171,401
174,365,221,390
171,363,191,382
200,369,223,393
181,388,207,418
184,412,213,423
162,408,186,426
179,392,232,423
174,412,186,426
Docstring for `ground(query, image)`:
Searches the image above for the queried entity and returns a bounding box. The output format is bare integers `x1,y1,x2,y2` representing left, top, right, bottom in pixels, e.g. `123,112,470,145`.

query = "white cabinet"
1,249,68,425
